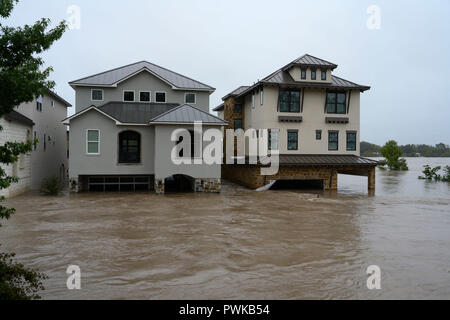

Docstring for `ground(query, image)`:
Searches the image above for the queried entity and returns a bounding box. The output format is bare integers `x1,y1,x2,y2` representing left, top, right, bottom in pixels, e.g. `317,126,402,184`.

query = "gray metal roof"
284,54,338,70
97,102,180,124
69,61,215,91
3,110,35,127
151,104,227,125
221,85,250,100
212,103,224,112
237,155,379,166
278,154,379,166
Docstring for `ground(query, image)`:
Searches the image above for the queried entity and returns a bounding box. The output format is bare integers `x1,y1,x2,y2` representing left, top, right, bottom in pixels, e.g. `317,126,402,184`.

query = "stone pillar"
194,178,221,193
323,170,338,190
69,177,81,193
368,167,376,190
155,179,165,194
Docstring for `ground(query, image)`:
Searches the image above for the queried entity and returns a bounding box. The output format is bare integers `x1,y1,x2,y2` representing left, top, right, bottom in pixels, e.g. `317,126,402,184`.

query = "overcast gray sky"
4,0,450,145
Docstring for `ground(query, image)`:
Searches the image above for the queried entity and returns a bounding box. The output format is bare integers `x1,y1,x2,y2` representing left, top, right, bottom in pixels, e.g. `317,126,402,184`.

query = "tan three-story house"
214,54,378,191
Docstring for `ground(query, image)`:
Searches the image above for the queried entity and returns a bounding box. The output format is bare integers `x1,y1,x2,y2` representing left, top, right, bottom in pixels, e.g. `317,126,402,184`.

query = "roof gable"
150,104,227,125
69,61,215,92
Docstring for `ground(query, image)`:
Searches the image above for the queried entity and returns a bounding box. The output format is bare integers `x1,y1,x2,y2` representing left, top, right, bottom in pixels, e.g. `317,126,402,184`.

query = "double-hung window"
311,69,316,80
326,92,347,114
279,90,300,112
346,131,357,151
321,71,327,81
287,130,298,150
328,131,339,151
234,104,243,114
87,130,100,155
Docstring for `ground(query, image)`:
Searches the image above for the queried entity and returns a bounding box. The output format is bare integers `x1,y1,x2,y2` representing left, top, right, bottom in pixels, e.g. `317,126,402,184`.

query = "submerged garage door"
87,176,153,192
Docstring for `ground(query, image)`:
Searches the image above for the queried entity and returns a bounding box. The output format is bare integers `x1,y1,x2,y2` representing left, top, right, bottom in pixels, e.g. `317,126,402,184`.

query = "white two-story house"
214,54,378,191
63,61,227,194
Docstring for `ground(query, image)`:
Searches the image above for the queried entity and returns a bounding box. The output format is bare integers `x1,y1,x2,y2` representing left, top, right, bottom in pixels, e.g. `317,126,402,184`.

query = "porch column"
368,167,376,190
155,178,165,195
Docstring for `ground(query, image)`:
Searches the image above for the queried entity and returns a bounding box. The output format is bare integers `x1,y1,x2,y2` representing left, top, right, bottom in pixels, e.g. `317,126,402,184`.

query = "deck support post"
368,167,376,191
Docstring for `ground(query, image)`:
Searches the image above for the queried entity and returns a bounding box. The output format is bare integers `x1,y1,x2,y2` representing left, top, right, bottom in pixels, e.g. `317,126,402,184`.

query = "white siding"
0,118,32,198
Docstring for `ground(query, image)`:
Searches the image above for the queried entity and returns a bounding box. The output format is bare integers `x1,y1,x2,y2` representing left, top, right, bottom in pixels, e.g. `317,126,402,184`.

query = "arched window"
119,131,141,163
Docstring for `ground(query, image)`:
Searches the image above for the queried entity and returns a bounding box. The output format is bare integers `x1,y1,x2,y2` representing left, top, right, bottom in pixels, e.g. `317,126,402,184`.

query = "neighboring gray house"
1,91,71,197
64,61,227,194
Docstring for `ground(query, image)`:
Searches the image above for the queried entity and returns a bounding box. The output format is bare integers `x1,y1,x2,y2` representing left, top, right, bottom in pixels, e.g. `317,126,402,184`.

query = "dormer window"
311,69,316,80
321,71,327,81
301,69,306,80
140,91,150,102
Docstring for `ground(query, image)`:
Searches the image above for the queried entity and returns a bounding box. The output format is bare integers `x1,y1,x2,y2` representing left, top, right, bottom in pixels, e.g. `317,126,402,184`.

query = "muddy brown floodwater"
1,158,450,299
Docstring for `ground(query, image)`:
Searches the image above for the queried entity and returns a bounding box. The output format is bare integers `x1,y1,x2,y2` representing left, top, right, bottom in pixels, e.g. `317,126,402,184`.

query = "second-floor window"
123,90,135,102
326,92,347,114
311,69,316,80
328,131,339,151
36,95,43,112
140,91,150,102
185,93,196,104
347,131,357,151
321,71,327,81
155,92,166,103
287,130,298,150
91,89,103,101
279,90,300,113
234,104,242,114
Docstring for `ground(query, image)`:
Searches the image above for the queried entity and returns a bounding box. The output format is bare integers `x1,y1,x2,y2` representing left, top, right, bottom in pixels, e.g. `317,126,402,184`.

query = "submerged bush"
40,176,63,195
442,166,450,182
418,165,450,182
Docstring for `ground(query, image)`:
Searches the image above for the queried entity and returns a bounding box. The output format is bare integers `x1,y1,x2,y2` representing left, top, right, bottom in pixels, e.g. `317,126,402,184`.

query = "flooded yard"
1,158,450,299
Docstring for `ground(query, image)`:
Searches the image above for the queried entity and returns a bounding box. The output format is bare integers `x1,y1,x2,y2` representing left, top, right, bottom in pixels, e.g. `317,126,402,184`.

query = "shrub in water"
40,176,62,195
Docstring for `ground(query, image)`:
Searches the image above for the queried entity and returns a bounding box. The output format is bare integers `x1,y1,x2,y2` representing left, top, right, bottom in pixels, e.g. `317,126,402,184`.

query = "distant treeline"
361,141,450,157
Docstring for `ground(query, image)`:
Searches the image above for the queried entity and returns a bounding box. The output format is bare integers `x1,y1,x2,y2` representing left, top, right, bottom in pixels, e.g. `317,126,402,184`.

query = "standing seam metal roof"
151,104,227,124
69,61,215,91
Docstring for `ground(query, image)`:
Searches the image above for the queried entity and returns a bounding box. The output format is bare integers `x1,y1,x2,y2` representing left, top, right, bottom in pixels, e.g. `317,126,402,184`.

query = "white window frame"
123,90,135,102
91,89,104,102
139,91,151,102
155,91,167,103
184,93,196,104
86,129,100,155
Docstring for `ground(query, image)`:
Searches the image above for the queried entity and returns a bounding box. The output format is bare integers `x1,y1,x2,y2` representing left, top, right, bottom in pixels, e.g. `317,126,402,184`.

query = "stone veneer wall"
194,178,221,193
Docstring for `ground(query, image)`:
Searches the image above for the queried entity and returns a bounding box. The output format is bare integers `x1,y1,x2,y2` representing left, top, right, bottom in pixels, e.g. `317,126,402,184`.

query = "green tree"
380,140,409,171
1,0,66,299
